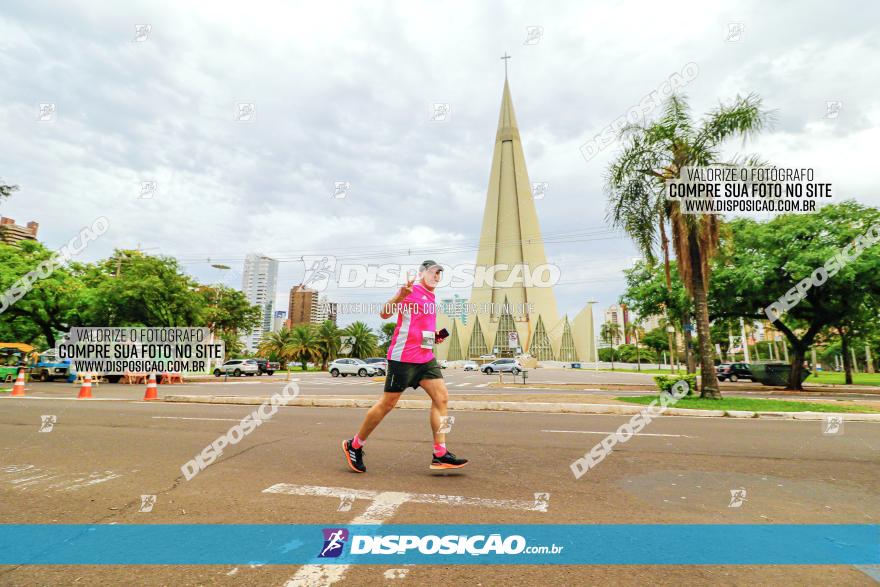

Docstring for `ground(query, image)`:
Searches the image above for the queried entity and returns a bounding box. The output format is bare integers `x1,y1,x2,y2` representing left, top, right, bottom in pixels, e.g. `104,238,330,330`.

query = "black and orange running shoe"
342,438,366,473
430,450,468,470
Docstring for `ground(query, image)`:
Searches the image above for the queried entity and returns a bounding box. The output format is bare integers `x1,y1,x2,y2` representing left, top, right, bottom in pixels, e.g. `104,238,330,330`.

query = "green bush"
653,373,697,396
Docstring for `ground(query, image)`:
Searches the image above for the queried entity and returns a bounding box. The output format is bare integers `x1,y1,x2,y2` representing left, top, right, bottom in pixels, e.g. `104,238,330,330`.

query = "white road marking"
542,429,693,438
476,383,489,388
151,416,253,422
265,484,548,586
384,568,410,579
454,383,470,387
1,465,123,491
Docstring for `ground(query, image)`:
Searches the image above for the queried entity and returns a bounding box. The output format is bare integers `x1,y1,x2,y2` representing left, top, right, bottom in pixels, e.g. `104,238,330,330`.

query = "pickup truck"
254,359,280,376
28,350,73,382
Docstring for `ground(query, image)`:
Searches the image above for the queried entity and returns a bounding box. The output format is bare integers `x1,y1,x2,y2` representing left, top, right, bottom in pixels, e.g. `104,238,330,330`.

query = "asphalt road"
1,384,878,586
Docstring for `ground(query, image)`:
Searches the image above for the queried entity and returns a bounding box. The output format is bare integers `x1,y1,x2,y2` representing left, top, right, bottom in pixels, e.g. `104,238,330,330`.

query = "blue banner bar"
0,525,876,565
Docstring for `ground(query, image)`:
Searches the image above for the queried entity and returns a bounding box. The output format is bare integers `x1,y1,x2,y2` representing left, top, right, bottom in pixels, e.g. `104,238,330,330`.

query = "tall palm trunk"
688,234,720,398
659,220,678,371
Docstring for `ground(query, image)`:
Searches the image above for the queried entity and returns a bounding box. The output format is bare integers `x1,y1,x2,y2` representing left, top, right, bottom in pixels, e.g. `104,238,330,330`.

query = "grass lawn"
617,395,880,413
805,371,880,387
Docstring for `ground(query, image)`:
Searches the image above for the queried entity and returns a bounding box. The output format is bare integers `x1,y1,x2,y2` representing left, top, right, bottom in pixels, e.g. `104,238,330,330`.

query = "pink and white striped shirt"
386,282,436,363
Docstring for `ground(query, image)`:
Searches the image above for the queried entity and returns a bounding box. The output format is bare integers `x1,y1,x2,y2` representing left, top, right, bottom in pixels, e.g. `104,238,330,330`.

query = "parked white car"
214,359,259,377
462,361,478,371
329,358,379,377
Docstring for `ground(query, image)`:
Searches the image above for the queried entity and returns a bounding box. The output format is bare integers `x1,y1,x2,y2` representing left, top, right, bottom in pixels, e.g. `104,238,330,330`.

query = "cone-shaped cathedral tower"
435,75,596,364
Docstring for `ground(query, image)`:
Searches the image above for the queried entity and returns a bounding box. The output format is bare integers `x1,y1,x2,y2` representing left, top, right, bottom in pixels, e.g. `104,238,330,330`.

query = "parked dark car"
254,359,280,376
716,362,753,382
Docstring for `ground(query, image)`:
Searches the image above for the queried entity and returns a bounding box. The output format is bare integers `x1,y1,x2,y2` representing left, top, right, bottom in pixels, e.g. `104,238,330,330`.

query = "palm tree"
626,322,645,371
343,321,378,359
288,325,322,371
607,93,772,398
315,320,342,370
600,322,621,370
257,327,299,374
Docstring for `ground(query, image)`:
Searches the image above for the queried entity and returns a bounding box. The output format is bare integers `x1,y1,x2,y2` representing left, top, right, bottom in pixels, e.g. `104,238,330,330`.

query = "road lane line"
151,416,251,422
542,429,693,438
265,484,548,586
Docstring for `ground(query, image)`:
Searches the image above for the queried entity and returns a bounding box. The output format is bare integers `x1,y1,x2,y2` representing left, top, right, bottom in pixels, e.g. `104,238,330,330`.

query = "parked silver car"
329,358,379,377
480,358,522,375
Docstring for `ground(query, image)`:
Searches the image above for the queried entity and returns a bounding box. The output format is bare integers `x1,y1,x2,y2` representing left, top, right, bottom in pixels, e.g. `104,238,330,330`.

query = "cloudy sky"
2,0,878,329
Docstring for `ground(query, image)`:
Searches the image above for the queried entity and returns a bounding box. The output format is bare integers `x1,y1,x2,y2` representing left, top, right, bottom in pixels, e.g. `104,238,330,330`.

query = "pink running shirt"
386,282,436,363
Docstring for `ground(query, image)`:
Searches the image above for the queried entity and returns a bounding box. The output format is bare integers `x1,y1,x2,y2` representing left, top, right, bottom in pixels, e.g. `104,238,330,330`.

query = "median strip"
161,395,880,421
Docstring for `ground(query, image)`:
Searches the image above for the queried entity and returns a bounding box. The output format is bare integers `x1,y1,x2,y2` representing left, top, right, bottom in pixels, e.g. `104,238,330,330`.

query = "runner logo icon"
318,528,349,558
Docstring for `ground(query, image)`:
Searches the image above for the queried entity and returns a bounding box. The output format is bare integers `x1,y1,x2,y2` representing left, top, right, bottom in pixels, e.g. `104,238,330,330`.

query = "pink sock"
433,443,447,457
352,435,364,449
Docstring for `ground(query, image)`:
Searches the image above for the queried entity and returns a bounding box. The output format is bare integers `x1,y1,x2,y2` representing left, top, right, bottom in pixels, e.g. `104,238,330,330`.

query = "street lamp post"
209,264,231,374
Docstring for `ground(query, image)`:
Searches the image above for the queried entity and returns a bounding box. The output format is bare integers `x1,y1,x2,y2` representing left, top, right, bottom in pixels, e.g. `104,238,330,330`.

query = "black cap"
420,260,442,271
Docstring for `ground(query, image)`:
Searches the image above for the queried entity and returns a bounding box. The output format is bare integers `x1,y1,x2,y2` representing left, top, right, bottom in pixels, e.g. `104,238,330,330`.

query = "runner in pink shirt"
342,260,468,473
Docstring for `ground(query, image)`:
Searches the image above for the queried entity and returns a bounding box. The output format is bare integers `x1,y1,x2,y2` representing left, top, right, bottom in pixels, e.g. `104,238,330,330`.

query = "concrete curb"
161,395,880,421
726,410,757,418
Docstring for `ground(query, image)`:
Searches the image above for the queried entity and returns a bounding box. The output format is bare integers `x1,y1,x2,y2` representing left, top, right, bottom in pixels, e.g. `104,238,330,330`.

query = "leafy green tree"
0,180,19,240
608,93,772,397
642,326,670,367
72,250,204,327
342,321,378,359
378,322,396,354
621,259,693,369
0,241,82,347
710,202,880,389
199,285,261,336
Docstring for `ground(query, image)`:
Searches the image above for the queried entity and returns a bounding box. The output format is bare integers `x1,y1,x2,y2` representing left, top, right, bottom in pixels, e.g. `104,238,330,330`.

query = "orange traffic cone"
77,374,93,399
143,372,159,400
11,368,26,396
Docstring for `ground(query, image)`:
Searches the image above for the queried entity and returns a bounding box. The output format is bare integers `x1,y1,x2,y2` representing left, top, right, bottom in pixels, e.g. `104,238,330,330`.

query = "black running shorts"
384,358,443,392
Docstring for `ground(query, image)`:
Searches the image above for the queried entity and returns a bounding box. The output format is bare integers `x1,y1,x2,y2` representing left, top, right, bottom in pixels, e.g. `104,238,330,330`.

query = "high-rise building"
272,311,287,332
288,284,317,327
603,304,630,346
0,217,38,245
241,254,278,351
288,285,337,327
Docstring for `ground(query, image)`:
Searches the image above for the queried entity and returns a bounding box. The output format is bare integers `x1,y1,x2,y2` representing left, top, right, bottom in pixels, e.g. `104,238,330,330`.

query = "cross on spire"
501,52,511,79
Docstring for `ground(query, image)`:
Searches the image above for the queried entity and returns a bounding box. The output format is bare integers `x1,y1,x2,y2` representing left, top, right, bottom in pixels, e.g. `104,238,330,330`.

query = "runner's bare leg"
420,377,448,444
357,392,400,441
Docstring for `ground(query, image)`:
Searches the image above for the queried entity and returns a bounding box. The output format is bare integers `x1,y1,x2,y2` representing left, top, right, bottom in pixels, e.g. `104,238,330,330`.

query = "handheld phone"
438,328,449,338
